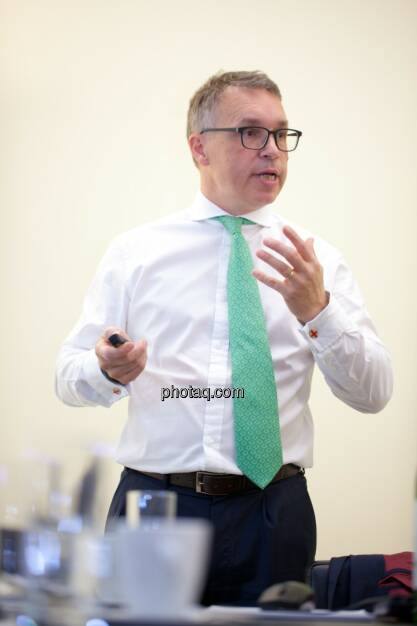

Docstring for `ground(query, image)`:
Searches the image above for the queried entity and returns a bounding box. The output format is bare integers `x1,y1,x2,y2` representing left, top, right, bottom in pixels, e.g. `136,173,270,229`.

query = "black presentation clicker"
108,333,128,348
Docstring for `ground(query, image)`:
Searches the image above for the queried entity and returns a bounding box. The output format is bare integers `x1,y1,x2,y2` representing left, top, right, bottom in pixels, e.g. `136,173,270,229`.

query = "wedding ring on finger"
287,268,295,279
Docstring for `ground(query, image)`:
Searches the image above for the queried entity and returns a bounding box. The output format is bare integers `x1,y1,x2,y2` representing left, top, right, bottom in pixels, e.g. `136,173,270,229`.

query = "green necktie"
215,215,283,489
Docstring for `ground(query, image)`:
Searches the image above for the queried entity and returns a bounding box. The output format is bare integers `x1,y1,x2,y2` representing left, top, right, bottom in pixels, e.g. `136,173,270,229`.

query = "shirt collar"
187,190,276,228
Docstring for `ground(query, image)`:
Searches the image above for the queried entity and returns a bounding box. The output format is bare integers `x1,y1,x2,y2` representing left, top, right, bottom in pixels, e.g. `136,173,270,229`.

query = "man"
55,71,393,605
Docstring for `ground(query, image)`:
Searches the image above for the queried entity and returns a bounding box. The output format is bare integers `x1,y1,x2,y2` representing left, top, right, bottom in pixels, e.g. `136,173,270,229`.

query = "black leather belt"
135,463,303,496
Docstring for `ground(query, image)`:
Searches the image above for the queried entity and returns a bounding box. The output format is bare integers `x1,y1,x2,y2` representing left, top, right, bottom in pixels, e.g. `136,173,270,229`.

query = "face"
189,86,289,215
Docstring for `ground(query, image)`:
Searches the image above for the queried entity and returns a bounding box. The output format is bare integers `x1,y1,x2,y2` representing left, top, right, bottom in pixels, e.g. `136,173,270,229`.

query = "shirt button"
113,387,121,395
309,328,319,339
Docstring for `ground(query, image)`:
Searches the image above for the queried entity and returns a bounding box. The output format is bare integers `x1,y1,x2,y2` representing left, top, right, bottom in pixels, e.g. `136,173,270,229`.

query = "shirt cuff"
299,296,356,353
82,349,129,402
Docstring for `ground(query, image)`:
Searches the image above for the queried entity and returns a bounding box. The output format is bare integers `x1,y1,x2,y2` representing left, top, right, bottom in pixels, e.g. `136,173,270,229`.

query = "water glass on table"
126,489,177,527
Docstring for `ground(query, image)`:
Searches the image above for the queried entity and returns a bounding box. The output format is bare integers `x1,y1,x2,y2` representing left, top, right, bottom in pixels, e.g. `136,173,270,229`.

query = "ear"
188,133,210,166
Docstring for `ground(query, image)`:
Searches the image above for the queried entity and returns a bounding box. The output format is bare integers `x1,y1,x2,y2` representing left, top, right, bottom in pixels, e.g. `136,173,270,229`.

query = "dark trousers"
107,468,317,606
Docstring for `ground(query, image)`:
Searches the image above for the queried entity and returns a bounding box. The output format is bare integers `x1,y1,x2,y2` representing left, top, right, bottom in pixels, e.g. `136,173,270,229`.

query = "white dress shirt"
55,191,393,473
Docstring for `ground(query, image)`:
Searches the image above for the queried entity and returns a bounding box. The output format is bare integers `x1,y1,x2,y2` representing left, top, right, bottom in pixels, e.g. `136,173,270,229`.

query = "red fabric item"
378,551,413,597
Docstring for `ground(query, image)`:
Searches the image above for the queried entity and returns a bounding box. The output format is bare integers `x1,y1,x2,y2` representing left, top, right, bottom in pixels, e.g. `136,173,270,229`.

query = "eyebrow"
238,117,289,127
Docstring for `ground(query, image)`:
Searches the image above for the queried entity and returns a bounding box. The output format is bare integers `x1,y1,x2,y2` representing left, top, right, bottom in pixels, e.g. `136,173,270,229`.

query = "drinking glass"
126,490,177,527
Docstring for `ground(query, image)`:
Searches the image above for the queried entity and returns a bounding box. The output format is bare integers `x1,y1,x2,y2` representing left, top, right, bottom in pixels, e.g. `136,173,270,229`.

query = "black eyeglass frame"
200,126,303,152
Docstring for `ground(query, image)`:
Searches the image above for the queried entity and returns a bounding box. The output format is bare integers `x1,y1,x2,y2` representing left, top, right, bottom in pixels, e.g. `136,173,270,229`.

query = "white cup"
102,518,212,618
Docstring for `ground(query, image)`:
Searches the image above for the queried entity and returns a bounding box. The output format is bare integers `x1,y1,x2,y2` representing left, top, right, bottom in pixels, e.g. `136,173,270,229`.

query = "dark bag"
310,551,412,610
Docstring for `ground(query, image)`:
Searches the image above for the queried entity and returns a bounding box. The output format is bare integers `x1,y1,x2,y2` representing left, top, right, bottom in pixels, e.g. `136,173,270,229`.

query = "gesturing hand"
252,225,329,325
95,327,147,385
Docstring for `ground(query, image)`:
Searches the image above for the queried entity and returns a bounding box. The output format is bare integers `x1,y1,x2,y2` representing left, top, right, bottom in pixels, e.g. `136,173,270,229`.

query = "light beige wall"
1,0,416,557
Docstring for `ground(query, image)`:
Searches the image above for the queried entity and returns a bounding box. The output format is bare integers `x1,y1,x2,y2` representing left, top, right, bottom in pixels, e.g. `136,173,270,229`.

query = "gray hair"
187,70,282,138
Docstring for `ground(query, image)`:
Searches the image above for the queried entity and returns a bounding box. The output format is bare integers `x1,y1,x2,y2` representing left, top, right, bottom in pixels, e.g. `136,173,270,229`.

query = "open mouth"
256,172,278,181
258,173,278,180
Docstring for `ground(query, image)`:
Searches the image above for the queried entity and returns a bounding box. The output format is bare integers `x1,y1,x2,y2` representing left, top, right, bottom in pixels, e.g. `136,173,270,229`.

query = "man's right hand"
95,327,147,385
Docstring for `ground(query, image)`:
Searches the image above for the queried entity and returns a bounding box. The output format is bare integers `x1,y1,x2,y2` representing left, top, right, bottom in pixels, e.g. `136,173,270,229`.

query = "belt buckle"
195,471,228,495
195,471,232,496
195,471,208,494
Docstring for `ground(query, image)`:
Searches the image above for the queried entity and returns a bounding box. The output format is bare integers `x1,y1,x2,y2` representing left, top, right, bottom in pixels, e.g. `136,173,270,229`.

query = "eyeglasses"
200,126,302,152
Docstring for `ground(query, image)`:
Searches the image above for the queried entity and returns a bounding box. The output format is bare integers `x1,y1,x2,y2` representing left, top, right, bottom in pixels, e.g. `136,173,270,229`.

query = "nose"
259,131,281,159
